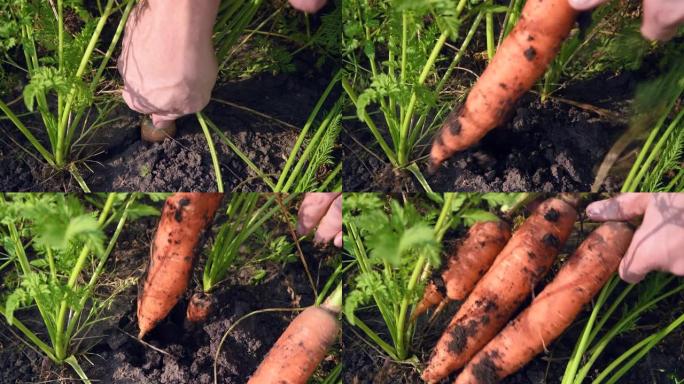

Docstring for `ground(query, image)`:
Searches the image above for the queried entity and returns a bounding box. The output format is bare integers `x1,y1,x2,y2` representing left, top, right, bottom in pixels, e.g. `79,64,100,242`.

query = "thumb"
640,0,684,41
567,0,608,11
618,224,655,284
585,193,651,222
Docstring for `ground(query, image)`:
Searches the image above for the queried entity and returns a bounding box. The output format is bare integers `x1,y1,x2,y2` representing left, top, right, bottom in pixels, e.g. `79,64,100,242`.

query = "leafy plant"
343,0,523,190
201,193,297,292
0,0,135,190
343,192,521,360
0,193,159,382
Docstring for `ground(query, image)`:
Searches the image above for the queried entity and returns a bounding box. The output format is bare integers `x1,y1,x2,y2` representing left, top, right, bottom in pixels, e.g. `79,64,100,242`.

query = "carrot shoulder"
412,221,512,321
186,292,215,323
455,222,634,384
422,198,577,383
429,0,578,171
247,286,341,384
137,192,223,339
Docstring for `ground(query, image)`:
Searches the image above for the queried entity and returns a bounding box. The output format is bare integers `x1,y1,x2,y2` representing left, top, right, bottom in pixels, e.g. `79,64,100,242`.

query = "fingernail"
568,0,593,10
296,222,306,236
585,202,602,219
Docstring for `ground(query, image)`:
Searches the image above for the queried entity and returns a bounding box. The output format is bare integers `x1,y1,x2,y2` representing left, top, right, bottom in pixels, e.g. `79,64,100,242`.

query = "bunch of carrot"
137,193,340,384
417,197,634,383
137,192,223,339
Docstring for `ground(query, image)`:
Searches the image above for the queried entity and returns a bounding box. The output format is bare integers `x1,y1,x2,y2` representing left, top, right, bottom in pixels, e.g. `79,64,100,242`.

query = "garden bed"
0,200,339,383
343,71,636,192
0,63,336,192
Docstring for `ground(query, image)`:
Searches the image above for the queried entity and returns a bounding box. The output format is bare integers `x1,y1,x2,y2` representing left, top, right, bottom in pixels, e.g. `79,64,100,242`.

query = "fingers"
617,193,684,283
288,0,327,13
585,193,651,221
618,232,652,284
334,231,343,248
641,0,684,41
297,192,341,236
567,0,608,11
314,194,342,246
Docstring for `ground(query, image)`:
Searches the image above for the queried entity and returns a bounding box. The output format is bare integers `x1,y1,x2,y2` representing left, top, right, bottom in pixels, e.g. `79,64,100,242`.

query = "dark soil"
342,219,684,384
343,72,636,192
0,68,335,192
0,197,340,383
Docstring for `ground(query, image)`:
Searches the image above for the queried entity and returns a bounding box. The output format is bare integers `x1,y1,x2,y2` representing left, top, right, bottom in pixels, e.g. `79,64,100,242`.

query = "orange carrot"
412,221,511,321
429,0,578,172
137,192,223,339
455,222,634,384
422,197,577,382
186,292,215,323
247,285,341,384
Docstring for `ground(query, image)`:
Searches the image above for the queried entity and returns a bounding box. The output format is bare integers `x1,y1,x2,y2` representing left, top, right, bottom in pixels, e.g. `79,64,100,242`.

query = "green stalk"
562,276,617,384
6,222,56,347
197,112,224,192
397,31,449,165
64,195,133,345
208,120,276,189
56,0,115,166
0,307,57,361
485,0,495,61
66,0,135,148
435,11,484,93
280,99,342,192
434,193,455,242
275,71,341,192
54,193,115,361
574,281,684,383
342,78,398,165
396,253,426,359
350,314,399,360
57,0,64,121
0,99,55,165
623,108,684,191
348,223,399,347
64,355,91,384
622,92,682,191
597,312,684,384
319,163,342,191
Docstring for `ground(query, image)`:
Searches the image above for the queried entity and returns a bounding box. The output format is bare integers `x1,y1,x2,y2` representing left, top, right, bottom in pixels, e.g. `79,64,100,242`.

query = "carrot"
428,0,578,172
137,192,223,339
186,292,215,323
422,197,577,383
412,221,512,322
247,284,342,384
455,222,634,384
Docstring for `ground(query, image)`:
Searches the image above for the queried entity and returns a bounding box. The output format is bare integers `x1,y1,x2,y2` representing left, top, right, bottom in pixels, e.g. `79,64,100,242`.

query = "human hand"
585,193,684,283
568,0,684,41
288,0,327,13
117,0,220,126
297,193,342,247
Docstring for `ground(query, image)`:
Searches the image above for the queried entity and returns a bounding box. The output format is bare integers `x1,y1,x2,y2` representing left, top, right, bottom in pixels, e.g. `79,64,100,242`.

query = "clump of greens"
0,0,135,190
0,193,159,383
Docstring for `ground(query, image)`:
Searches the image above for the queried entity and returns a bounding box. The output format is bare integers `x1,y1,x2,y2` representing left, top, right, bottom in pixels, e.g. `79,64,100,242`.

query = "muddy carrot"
247,284,342,384
454,222,634,384
186,292,215,323
137,192,223,339
429,0,578,172
422,197,577,382
411,221,512,321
